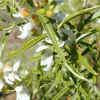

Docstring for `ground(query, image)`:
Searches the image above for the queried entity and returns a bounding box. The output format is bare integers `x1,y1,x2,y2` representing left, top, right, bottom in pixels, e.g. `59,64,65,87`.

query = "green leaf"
0,0,8,7
91,10,100,20
56,70,62,86
38,15,59,46
29,55,42,62
65,63,88,82
0,25,5,31
21,0,27,5
76,30,96,43
45,82,56,98
0,34,8,58
52,87,69,100
79,86,88,97
39,15,66,60
7,34,47,58
39,15,89,82
78,51,97,75
27,0,33,7
58,5,100,28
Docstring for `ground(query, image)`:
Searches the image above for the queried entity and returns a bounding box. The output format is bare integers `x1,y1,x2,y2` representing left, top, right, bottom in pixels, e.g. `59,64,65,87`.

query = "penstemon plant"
0,0,100,100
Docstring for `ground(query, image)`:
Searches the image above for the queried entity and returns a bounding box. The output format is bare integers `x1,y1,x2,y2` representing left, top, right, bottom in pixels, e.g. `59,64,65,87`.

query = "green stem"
58,5,100,29
39,15,88,82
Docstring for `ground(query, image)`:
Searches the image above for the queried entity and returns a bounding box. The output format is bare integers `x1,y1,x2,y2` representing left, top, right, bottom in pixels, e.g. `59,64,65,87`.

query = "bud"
4,84,7,89
20,8,30,16
32,28,37,33
49,4,55,10
66,96,71,100
37,8,46,15
33,0,40,8
5,62,11,68
46,10,53,17
32,14,40,24
85,82,88,86
0,68,3,73
0,68,3,77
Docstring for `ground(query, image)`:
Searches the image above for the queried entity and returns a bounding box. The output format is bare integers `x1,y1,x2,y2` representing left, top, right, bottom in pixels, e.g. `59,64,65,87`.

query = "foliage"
0,0,100,100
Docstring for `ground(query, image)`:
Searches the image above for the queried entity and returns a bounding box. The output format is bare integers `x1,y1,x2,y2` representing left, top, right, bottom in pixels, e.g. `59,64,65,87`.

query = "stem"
39,15,89,82
58,5,100,28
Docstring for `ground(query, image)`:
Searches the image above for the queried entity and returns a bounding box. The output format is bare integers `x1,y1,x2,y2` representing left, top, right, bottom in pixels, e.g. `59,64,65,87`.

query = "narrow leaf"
76,30,96,43
65,63,88,82
39,15,65,60
7,34,47,58
58,5,100,28
78,51,97,75
0,34,8,58
0,0,8,7
79,86,88,97
39,15,89,82
39,15,59,46
29,55,42,62
52,87,69,100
